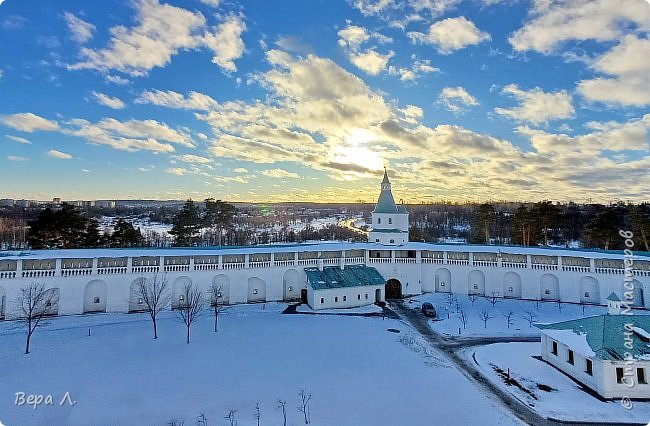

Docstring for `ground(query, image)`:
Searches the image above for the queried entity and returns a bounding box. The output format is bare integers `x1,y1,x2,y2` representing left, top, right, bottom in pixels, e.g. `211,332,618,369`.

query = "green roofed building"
537,308,650,399
368,169,409,246
304,264,386,310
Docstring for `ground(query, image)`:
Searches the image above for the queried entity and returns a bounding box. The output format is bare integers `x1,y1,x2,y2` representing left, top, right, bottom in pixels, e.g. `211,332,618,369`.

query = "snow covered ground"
404,292,620,338
0,303,521,426
463,343,650,423
295,304,383,314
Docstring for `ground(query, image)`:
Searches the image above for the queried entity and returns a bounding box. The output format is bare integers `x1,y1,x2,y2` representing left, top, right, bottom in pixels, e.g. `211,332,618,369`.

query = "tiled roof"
537,315,650,361
304,264,385,290
607,292,621,302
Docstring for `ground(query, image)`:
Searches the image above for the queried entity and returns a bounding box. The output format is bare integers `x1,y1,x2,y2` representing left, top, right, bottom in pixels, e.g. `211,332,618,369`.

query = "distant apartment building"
95,200,116,209
0,199,14,207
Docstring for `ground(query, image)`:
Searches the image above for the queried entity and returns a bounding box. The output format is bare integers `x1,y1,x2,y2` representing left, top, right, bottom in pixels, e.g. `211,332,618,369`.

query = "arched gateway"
386,278,402,299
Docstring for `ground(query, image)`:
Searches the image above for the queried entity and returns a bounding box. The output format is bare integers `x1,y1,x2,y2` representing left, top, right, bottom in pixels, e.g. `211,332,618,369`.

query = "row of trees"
409,201,650,250
170,199,237,246
16,274,228,354
26,204,143,249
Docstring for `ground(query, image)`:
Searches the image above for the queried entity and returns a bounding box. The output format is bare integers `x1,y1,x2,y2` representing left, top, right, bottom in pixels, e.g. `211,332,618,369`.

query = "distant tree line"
27,203,143,249
409,201,650,251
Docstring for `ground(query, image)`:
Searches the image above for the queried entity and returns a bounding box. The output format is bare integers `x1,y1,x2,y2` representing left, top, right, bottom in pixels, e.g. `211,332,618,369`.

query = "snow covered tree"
16,282,59,354
136,273,171,339
176,283,204,344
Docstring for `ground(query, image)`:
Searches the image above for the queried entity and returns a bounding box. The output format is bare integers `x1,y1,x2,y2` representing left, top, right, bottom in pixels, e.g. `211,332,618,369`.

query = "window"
138,298,144,305
335,297,338,302
440,282,445,287
388,218,392,224
377,218,381,224
638,368,647,384
567,350,574,365
179,295,185,302
586,359,593,376
584,291,590,298
375,239,380,242
358,294,361,300
365,294,368,299
253,289,258,295
551,341,558,355
217,292,222,298
94,297,100,304
545,289,550,295
508,287,513,292
617,367,624,384
473,284,478,289
320,297,324,304
389,239,394,243
343,296,347,301
288,286,293,292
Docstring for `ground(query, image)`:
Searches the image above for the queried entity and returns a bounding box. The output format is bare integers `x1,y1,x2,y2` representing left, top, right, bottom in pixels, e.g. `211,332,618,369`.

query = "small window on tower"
377,218,381,224
388,218,392,224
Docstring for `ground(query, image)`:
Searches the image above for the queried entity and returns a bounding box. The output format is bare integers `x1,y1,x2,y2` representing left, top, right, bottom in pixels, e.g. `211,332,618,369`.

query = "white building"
538,295,650,399
368,170,409,246
305,264,385,310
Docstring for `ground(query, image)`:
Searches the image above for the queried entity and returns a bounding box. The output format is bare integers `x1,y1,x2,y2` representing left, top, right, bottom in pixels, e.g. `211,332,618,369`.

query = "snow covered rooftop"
538,315,650,361
0,241,646,260
305,264,385,290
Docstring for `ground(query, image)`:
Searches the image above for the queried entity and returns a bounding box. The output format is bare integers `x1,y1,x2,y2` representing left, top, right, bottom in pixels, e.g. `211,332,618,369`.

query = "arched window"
377,218,381,224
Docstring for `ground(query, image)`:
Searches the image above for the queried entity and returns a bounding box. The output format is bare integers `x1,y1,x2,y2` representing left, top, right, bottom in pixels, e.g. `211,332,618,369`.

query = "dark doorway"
300,289,308,304
386,279,402,299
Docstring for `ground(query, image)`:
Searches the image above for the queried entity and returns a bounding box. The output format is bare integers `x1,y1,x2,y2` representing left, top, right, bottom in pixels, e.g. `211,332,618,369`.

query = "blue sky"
0,0,649,203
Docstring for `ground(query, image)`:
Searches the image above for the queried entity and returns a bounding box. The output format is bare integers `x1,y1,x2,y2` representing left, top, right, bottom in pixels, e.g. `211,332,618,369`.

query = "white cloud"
63,12,96,43
174,154,212,164
202,14,246,73
578,35,650,106
69,0,206,76
166,167,187,176
338,24,394,75
438,86,479,113
106,74,130,85
92,91,126,109
233,167,248,173
7,155,28,161
388,58,439,81
495,84,574,125
215,175,248,183
200,0,221,6
138,165,154,172
261,168,300,179
407,17,490,54
136,89,218,110
1,113,60,132
5,135,32,144
509,0,650,53
46,149,73,159
0,68,3,78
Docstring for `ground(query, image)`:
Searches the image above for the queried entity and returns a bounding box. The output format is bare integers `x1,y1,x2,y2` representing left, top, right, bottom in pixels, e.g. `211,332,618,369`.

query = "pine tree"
204,198,237,246
170,199,203,246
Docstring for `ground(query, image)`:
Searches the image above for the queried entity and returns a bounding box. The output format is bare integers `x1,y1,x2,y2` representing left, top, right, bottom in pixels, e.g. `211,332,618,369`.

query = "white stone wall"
308,284,383,310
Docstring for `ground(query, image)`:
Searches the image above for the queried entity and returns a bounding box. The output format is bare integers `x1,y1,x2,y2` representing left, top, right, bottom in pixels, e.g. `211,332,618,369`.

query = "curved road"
390,301,643,426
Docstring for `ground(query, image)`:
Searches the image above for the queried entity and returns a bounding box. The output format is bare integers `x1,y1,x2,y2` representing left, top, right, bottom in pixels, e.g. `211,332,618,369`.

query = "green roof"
305,264,385,290
607,292,621,302
537,315,650,361
374,187,398,214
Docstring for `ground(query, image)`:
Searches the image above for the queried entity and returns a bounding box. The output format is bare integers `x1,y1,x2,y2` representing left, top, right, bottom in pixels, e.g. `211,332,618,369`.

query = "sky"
0,0,649,203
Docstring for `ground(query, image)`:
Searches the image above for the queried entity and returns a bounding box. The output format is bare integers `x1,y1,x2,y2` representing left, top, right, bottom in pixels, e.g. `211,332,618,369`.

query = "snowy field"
464,343,650,424
404,292,622,338
0,304,521,426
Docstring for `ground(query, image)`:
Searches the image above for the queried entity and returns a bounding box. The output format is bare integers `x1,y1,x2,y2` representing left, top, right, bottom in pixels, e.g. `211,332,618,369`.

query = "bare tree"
503,311,514,329
208,283,229,332
458,308,468,329
479,309,493,328
557,300,563,312
168,418,184,426
297,389,312,424
16,282,59,354
487,292,500,307
136,273,171,339
176,283,204,344
254,401,261,426
522,311,537,328
445,293,456,310
468,294,478,306
533,300,540,311
454,299,462,314
224,409,237,426
196,412,208,426
277,399,287,426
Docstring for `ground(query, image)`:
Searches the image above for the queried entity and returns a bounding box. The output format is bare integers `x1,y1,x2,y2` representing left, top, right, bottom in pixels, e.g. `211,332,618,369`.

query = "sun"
332,129,385,172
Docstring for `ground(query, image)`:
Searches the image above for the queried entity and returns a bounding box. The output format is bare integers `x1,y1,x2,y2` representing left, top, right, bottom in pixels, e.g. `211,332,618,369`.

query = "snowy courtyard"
464,343,650,424
0,303,520,426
